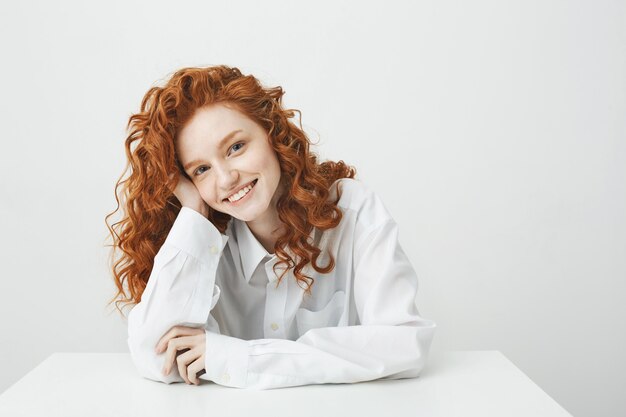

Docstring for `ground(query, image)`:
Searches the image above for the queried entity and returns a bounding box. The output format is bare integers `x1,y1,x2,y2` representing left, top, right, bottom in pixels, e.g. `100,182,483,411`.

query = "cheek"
256,148,280,171
196,185,218,204
269,154,282,178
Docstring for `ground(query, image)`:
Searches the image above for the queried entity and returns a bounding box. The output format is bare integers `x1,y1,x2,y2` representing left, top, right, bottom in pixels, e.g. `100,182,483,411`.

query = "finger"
178,364,190,384
156,326,202,353
187,356,205,386
162,336,194,375
156,326,183,353
176,346,202,385
155,331,204,354
163,347,190,379
177,350,193,384
156,326,205,352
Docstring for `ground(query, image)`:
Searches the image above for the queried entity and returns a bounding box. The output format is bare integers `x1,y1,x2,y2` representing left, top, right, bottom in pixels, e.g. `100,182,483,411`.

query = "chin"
229,211,256,222
234,200,270,222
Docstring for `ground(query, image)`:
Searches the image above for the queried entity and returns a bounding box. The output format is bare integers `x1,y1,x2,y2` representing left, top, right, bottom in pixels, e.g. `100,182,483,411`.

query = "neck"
246,214,284,255
246,180,287,255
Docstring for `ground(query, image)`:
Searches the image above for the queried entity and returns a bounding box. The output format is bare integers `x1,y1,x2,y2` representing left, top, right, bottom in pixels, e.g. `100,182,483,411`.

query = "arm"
198,218,437,390
126,207,228,384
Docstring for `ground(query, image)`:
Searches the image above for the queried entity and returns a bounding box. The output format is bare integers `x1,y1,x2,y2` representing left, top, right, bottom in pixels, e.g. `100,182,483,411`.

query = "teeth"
228,181,255,202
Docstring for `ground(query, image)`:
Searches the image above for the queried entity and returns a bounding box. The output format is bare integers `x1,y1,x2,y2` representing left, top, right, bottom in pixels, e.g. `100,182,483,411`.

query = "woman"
105,65,436,389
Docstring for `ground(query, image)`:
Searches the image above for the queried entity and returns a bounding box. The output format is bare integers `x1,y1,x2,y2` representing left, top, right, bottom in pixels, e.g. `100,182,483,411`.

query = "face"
175,102,283,223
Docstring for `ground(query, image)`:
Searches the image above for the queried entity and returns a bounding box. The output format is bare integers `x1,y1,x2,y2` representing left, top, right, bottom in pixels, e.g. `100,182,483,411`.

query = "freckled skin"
176,102,286,253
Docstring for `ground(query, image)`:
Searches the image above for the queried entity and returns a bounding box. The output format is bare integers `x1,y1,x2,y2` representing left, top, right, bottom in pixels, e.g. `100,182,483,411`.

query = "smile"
225,179,258,203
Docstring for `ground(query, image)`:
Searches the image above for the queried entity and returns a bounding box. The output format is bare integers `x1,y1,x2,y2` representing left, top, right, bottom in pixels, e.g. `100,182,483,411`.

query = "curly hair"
104,65,357,316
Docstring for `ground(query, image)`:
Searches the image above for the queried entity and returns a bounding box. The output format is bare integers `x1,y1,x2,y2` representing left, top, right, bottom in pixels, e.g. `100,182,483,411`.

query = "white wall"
0,1,623,416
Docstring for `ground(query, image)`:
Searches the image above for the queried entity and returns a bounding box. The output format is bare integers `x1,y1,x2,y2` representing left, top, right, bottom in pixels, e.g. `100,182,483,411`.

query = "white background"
0,1,624,416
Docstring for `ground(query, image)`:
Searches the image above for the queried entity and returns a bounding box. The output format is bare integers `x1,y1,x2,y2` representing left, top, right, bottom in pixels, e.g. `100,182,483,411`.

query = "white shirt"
127,177,437,389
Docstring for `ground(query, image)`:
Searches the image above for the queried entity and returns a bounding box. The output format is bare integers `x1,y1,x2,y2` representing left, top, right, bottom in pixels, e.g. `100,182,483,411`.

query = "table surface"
0,350,572,417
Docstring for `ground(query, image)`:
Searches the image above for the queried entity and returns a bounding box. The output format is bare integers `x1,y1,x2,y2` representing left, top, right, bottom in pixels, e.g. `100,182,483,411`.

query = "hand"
169,171,210,218
155,325,207,385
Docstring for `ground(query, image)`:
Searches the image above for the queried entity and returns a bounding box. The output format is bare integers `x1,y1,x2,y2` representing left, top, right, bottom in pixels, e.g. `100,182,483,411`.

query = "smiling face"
175,102,284,223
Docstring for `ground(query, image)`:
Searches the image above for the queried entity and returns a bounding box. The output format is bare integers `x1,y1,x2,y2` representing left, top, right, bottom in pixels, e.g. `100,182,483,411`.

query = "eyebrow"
183,129,243,172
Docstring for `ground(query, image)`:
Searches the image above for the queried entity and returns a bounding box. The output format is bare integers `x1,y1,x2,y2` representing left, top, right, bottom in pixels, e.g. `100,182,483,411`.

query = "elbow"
384,343,432,381
397,319,437,379
412,319,437,376
409,316,436,352
380,320,436,381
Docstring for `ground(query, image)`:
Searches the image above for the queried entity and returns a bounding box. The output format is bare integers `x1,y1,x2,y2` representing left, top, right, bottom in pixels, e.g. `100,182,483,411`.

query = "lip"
224,179,258,203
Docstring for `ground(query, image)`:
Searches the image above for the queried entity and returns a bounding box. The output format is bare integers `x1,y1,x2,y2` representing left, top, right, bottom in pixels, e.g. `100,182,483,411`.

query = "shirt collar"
226,217,315,285
225,179,339,285
233,218,276,284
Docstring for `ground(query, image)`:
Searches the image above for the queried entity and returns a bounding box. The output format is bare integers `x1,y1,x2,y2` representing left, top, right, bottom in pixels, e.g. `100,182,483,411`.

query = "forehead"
176,103,261,155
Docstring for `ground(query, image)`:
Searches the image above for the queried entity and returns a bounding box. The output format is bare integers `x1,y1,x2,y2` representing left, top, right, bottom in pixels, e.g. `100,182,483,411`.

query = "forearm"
199,319,436,390
127,207,227,383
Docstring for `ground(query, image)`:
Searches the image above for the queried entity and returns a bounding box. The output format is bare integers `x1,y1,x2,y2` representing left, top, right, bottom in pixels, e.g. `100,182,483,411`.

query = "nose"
214,162,239,194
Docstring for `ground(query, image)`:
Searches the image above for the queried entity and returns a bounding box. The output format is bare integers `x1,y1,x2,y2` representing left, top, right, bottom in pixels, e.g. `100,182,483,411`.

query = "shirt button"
270,323,279,331
209,245,218,254
222,373,230,383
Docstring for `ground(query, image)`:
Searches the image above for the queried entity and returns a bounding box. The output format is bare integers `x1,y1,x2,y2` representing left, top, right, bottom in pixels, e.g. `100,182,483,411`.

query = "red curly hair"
105,65,357,316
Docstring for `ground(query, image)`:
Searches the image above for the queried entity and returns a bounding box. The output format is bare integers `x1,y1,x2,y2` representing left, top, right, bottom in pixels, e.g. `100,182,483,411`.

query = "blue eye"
193,142,245,176
231,142,244,153
194,166,208,176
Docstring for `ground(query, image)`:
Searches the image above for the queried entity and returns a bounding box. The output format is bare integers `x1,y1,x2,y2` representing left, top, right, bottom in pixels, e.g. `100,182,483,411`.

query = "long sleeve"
127,207,228,384
199,218,437,390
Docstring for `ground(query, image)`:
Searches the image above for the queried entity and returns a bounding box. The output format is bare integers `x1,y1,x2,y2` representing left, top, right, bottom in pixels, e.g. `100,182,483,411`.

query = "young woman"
105,65,436,390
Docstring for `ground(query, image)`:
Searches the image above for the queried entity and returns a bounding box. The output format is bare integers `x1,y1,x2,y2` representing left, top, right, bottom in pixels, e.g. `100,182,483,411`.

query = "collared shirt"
127,178,437,389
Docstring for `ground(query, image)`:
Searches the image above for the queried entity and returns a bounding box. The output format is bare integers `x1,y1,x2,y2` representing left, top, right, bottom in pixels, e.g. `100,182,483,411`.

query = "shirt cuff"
203,331,250,388
164,206,228,262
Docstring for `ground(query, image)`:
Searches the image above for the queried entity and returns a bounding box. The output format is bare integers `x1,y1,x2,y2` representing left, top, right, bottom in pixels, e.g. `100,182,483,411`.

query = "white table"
0,350,572,417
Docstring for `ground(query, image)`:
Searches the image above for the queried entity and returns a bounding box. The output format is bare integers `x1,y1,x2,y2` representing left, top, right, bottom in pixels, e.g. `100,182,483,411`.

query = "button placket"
263,260,288,338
